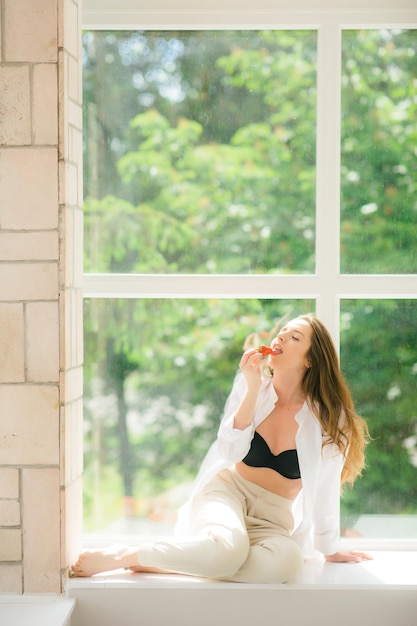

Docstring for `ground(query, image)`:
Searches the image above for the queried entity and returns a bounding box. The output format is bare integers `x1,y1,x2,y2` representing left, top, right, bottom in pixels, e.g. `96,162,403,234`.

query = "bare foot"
69,544,142,577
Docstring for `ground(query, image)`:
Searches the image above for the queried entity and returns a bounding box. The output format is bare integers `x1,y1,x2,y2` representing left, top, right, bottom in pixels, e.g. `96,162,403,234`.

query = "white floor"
0,595,75,626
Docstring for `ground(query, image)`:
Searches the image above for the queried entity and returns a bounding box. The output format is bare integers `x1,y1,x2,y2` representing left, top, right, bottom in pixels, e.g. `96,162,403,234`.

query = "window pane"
83,297,314,536
83,30,316,274
340,299,417,539
341,30,417,274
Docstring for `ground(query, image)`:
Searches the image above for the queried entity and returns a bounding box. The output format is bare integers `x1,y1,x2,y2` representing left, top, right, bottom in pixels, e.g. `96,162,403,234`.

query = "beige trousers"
137,467,304,583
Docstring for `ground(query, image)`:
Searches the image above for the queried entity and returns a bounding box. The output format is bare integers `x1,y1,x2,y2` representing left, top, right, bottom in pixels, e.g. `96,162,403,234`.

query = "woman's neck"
272,371,305,408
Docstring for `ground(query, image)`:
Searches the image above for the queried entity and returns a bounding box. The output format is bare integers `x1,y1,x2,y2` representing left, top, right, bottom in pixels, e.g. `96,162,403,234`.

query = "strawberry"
258,345,273,356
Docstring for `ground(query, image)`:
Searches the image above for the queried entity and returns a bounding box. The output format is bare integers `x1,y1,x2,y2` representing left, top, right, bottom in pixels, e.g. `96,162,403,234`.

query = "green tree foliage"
82,29,417,532
341,30,417,273
340,300,417,515
83,296,313,528
83,30,316,275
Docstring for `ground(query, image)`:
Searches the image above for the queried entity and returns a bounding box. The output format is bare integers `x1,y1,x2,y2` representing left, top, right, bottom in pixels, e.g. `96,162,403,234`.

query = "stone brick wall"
0,0,83,593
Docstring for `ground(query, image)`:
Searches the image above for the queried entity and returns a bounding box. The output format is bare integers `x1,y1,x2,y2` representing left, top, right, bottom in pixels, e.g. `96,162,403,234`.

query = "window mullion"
315,18,342,348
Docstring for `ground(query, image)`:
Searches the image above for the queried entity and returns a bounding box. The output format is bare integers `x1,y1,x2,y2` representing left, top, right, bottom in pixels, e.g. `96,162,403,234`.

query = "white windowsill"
67,551,417,626
66,550,417,590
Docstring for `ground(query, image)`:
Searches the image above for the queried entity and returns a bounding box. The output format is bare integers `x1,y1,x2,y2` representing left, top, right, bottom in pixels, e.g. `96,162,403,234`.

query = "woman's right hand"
239,348,263,388
232,349,263,430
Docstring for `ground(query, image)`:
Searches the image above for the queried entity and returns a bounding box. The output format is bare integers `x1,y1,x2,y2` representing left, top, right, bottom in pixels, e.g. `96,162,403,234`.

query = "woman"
70,314,371,582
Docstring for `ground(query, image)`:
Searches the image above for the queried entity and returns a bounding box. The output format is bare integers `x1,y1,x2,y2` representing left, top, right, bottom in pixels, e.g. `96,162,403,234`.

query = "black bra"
242,431,301,480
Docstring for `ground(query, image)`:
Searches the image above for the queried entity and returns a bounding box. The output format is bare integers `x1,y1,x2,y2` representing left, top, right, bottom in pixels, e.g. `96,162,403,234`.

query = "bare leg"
69,544,166,578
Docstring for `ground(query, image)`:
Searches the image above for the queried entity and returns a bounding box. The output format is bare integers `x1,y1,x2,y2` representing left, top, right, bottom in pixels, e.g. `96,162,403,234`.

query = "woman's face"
269,318,313,371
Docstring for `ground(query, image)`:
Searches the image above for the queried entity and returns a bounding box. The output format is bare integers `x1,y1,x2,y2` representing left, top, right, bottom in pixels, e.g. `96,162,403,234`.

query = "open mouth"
258,345,282,356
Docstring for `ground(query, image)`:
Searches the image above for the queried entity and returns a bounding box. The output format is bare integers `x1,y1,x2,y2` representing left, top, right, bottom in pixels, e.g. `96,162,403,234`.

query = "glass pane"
83,30,316,274
340,300,417,539
83,297,314,536
341,29,417,274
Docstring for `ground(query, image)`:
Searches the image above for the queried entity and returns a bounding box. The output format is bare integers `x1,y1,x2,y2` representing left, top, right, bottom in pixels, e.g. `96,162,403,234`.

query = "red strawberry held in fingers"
258,345,274,356
257,345,281,356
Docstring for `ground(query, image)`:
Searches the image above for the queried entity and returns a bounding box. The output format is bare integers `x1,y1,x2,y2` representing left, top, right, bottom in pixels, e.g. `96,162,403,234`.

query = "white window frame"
81,0,417,549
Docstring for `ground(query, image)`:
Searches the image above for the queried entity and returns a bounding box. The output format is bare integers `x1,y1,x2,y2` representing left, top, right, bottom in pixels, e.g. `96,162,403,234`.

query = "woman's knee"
203,528,250,578
261,539,304,584
232,538,303,584
283,541,304,582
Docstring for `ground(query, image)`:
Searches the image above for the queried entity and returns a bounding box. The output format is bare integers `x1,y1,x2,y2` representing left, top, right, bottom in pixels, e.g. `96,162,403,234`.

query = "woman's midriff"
235,461,302,500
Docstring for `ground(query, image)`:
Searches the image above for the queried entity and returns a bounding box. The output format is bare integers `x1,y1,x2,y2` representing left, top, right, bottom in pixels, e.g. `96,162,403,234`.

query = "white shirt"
176,373,344,558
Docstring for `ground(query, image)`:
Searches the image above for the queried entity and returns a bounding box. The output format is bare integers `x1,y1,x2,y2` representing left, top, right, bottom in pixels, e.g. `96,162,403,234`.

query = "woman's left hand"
325,551,373,563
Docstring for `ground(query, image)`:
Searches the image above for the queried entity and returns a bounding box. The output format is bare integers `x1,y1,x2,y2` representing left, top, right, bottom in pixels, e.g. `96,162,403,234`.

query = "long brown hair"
298,314,369,486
